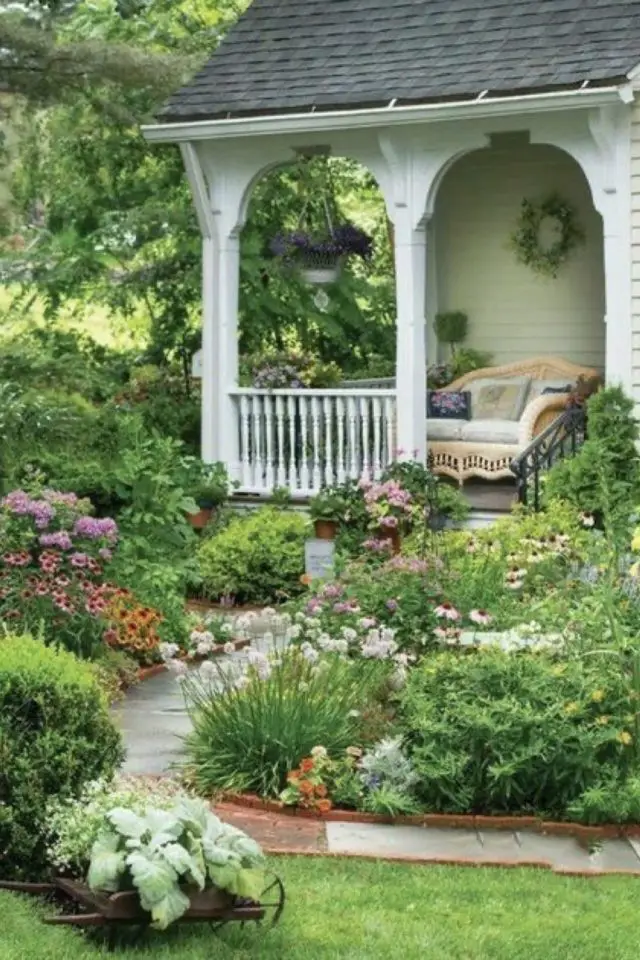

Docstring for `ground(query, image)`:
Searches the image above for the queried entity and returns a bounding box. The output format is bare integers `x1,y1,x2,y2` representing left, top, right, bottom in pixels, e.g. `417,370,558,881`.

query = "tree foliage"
4,0,396,376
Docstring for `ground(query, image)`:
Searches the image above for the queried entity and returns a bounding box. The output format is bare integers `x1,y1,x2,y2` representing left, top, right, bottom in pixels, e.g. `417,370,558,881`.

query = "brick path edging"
221,792,640,843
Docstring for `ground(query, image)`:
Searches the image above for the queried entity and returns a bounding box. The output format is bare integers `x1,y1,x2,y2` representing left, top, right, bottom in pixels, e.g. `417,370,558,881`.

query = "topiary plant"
0,633,123,880
434,311,468,355
545,386,640,527
197,507,310,605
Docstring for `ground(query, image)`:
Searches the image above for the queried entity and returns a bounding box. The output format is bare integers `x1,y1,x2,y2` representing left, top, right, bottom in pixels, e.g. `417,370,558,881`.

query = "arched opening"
237,155,395,387
431,137,605,372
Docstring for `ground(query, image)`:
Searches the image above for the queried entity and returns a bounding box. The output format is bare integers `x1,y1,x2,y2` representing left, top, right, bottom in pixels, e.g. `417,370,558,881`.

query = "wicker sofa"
428,357,600,485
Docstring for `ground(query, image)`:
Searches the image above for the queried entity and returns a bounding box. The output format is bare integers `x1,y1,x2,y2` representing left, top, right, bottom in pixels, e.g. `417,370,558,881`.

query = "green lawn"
2,857,638,960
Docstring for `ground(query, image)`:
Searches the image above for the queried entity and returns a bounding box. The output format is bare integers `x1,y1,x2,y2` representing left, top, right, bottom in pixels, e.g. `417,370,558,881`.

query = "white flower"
196,639,214,656
341,627,358,643
159,642,179,662
580,511,595,528
295,611,306,624
469,609,492,626
199,660,217,678
166,658,188,676
262,607,277,617
311,745,328,759
220,622,234,635
301,643,319,664
286,624,302,640
223,641,235,654
358,617,377,630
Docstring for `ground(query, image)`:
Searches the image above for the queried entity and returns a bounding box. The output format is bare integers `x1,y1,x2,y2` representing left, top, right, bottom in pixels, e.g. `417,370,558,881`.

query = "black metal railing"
510,404,587,510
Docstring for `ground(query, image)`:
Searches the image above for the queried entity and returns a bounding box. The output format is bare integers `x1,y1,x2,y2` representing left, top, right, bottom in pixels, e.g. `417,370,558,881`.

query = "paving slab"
584,839,640,874
112,671,191,775
214,803,327,853
326,822,483,860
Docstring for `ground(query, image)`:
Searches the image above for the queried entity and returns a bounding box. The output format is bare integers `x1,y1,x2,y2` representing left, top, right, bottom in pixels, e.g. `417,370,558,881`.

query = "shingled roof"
159,0,640,123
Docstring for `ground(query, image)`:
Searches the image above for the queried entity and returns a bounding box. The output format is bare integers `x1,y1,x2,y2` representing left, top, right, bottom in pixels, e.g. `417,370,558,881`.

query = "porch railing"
510,404,587,510
230,388,397,497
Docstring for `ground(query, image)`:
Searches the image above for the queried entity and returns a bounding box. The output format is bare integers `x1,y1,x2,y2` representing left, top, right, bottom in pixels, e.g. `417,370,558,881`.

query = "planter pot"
377,526,401,554
299,264,341,285
314,518,338,540
187,507,214,530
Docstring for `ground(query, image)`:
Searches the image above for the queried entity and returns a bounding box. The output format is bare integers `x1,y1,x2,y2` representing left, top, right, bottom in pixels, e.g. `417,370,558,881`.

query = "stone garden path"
113,619,640,877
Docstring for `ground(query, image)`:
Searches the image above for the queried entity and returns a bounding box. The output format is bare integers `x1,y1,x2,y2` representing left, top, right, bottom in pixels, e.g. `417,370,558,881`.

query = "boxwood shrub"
0,634,123,879
198,507,309,605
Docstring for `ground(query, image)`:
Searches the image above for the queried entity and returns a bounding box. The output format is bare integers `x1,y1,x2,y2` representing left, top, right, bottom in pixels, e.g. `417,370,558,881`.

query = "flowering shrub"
0,488,120,659
280,751,334,813
359,478,415,532
101,587,164,665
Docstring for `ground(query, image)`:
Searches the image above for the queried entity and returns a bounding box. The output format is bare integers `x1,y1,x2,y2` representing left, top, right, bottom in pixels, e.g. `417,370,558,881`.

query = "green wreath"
511,193,585,278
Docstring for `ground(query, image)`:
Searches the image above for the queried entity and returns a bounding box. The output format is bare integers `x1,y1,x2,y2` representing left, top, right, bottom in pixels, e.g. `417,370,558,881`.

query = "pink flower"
470,609,492,626
435,602,460,621
379,515,399,529
69,552,89,568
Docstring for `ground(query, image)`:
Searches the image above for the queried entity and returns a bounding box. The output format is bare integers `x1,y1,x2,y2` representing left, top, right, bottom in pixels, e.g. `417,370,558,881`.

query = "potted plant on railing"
269,222,373,286
187,462,232,530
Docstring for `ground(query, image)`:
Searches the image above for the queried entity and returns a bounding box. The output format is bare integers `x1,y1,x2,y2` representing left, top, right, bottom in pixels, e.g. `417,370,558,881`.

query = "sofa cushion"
427,389,471,420
529,379,573,401
460,419,520,445
427,418,466,441
469,376,531,421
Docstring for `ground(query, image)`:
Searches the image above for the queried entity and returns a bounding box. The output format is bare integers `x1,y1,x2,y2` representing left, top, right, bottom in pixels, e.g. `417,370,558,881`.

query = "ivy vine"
511,193,585,278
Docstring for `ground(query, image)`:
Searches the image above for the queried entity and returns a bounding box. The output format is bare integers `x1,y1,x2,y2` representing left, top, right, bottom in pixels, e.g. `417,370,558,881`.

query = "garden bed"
221,793,640,843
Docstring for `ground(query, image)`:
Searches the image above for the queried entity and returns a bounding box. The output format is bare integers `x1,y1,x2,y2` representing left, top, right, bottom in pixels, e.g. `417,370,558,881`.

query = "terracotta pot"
377,526,401,554
188,507,213,530
314,518,338,540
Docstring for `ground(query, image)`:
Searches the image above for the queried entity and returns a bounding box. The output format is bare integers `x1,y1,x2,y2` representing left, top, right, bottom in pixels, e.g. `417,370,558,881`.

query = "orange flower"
298,780,314,796
314,783,328,798
287,769,301,782
300,757,314,773
316,798,332,814
300,573,313,586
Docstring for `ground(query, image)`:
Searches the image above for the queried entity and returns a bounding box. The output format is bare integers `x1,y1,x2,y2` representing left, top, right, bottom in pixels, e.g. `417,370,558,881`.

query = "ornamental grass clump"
181,648,381,798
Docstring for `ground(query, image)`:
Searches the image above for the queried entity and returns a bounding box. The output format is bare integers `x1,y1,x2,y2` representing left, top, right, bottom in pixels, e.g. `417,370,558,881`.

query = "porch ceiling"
158,0,640,124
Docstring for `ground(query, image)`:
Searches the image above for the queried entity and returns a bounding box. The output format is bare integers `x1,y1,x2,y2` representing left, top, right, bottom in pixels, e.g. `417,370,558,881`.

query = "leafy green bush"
0,634,123,879
401,650,634,819
183,650,379,797
198,507,309,605
545,386,640,524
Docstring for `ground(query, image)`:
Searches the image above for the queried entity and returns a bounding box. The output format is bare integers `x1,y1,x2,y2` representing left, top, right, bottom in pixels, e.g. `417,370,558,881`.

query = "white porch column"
393,208,428,462
601,196,633,393
212,225,241,477
200,236,218,461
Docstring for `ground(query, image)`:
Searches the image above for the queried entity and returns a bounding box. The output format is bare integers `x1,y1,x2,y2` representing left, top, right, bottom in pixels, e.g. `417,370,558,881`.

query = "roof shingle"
159,0,640,123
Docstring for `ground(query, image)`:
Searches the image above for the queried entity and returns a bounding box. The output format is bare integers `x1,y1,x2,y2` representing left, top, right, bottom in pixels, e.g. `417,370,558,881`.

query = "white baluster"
275,395,286,488
252,395,264,492
361,396,370,482
287,395,297,492
239,395,251,489
384,396,395,468
372,397,382,479
299,395,310,494
347,395,359,479
264,394,275,492
323,397,333,487
336,396,347,484
311,397,322,492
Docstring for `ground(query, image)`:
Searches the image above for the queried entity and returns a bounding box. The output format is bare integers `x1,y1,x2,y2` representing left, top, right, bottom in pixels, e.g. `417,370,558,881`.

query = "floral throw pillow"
427,390,471,420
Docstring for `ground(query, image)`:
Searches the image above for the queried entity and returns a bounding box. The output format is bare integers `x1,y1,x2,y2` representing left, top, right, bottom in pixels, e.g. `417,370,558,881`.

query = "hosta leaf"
107,808,147,839
208,862,240,891
174,799,213,837
233,868,266,903
203,845,239,868
87,832,126,893
149,886,191,931
161,843,205,890
145,809,183,839
126,851,177,908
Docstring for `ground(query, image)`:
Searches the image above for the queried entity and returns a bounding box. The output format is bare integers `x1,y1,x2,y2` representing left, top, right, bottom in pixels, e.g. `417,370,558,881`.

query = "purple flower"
385,599,398,612
98,547,113,561
73,516,118,542
39,531,73,551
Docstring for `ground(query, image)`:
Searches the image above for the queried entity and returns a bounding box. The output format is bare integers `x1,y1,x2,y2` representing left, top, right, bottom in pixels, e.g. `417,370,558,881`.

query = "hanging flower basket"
270,224,373,285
